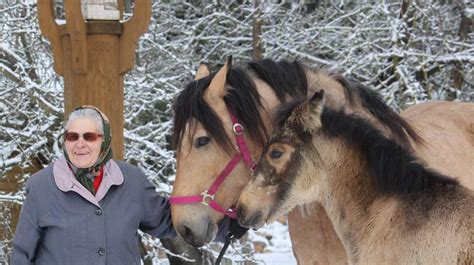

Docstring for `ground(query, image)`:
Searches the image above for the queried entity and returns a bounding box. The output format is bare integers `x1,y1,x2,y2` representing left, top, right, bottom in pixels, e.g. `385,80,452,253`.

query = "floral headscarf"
63,105,113,194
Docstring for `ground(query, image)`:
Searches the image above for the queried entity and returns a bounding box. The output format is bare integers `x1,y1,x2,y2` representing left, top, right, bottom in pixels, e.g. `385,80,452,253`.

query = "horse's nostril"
183,225,194,243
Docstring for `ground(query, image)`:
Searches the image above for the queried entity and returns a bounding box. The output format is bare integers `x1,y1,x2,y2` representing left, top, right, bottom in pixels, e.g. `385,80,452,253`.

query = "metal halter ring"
200,190,215,206
233,123,244,136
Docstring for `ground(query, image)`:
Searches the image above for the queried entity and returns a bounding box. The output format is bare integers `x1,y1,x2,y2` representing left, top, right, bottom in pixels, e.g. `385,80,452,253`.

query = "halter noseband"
169,110,256,219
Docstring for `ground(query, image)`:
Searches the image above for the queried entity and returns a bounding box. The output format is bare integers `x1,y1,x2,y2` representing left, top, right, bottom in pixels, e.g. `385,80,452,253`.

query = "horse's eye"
195,136,210,148
270,150,283,159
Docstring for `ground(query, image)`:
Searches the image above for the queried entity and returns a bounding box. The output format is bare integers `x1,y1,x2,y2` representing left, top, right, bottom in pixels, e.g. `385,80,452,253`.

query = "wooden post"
37,0,151,160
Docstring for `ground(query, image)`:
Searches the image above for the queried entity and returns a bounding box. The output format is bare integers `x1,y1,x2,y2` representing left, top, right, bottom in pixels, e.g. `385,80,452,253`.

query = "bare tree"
1,0,472,263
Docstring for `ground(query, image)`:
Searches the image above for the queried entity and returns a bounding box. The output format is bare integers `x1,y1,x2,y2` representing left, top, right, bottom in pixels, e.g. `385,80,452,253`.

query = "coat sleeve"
12,180,43,265
137,169,177,239
135,166,231,242
215,217,230,242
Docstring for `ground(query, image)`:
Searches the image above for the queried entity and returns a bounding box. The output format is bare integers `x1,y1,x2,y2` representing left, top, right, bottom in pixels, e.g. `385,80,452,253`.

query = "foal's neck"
316,141,381,261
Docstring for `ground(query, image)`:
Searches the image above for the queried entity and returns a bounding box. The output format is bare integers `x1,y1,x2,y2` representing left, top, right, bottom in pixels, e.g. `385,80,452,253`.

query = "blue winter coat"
12,156,229,265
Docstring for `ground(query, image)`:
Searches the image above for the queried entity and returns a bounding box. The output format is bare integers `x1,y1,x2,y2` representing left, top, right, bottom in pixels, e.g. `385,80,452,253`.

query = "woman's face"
64,118,103,168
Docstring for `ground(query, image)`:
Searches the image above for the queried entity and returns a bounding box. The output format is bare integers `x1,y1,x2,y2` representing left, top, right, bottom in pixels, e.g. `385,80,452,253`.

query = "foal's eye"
270,150,283,159
195,136,210,148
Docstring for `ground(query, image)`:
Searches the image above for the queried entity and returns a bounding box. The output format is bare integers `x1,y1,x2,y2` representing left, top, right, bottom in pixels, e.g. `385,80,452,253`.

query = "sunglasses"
65,132,103,142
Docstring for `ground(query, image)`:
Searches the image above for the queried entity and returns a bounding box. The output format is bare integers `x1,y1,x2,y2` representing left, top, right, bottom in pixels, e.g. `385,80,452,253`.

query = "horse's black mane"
274,99,458,193
172,59,308,152
331,74,421,145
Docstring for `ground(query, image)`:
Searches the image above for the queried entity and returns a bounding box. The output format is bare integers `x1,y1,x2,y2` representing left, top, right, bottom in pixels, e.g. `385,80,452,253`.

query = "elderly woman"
12,105,231,265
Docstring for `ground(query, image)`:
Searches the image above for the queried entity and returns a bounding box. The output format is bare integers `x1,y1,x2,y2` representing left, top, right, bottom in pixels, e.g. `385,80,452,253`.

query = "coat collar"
53,156,124,207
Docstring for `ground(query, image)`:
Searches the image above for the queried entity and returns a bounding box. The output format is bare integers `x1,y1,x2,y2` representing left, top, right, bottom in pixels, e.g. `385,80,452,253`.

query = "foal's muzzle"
236,204,265,229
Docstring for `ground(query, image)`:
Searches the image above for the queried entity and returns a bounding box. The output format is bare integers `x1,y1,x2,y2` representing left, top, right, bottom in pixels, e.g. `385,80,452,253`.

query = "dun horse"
170,57,474,264
237,90,474,264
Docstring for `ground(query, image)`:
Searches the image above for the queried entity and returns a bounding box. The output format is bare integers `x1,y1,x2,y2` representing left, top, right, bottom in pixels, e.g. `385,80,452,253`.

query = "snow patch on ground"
248,220,297,264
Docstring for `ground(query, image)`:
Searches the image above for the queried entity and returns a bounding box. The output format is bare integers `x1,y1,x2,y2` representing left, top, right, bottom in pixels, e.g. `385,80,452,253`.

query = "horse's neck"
307,69,405,149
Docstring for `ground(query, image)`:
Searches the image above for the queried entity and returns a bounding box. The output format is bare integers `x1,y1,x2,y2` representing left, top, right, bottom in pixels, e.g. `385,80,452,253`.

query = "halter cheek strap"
169,110,256,219
229,112,256,170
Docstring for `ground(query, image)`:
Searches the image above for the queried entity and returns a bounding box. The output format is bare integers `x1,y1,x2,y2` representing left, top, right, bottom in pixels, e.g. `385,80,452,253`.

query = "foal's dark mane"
274,100,458,194
321,108,458,193
172,59,308,153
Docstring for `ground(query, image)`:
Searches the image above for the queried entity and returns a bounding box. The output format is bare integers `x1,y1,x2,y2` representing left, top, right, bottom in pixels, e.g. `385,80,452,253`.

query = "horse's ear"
194,63,210,80
203,56,232,105
289,90,325,133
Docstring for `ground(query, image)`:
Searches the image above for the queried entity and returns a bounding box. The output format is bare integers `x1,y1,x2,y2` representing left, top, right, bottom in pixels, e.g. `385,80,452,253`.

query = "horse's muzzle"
176,218,216,247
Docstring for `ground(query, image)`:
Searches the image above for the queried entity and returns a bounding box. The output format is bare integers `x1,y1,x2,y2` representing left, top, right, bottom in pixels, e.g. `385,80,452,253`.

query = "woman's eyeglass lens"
65,132,103,142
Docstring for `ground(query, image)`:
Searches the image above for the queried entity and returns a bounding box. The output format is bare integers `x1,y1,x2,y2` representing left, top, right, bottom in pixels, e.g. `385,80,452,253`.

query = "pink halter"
169,110,256,219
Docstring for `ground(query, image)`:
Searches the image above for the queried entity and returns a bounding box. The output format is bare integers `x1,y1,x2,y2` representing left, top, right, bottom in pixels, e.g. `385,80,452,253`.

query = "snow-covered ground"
201,220,298,264
249,221,297,264
149,220,297,264
255,252,297,265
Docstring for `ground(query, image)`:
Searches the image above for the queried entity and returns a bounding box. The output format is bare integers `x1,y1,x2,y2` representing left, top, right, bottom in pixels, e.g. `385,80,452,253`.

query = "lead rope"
215,218,250,265
215,233,233,265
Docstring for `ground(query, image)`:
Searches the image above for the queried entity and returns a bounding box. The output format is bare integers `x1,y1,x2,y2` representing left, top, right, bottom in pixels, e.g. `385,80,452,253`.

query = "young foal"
237,90,474,264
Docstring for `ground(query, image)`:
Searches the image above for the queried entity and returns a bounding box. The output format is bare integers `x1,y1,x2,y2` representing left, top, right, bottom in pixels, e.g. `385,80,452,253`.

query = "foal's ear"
203,56,232,105
194,63,210,80
290,90,325,133
309,89,325,108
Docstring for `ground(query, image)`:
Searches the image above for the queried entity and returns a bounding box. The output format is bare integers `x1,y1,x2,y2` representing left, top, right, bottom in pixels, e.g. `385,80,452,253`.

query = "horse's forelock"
172,66,267,154
172,75,233,153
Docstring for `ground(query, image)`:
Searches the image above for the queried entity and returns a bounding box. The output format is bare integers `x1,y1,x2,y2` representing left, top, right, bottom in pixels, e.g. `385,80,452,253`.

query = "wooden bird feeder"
37,0,151,159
